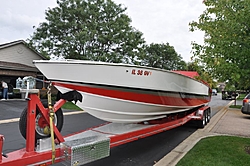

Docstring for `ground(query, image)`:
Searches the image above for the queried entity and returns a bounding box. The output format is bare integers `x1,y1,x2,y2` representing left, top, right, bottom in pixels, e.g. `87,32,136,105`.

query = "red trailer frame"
0,93,210,165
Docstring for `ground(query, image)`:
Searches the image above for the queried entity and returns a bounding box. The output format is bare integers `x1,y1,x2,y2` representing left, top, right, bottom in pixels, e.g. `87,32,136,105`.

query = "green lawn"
237,93,247,100
229,104,242,109
61,101,83,111
229,93,245,109
177,136,250,166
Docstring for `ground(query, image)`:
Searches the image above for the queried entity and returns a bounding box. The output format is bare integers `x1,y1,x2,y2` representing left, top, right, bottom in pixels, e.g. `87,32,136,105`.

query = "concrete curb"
154,101,234,166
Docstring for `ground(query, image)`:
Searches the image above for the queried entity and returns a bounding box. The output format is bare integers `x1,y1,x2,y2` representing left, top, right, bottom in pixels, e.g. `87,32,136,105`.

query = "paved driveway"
0,100,27,120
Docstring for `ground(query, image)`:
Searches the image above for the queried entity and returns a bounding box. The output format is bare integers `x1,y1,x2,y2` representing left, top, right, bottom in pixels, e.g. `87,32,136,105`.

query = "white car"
212,89,217,96
241,93,250,115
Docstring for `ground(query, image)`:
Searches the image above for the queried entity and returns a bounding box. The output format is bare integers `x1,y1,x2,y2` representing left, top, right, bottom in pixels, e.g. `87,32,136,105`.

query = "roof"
0,61,39,72
0,40,47,60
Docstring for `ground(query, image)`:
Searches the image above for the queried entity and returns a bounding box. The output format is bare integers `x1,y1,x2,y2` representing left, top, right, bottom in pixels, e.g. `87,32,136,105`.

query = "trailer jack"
0,91,67,165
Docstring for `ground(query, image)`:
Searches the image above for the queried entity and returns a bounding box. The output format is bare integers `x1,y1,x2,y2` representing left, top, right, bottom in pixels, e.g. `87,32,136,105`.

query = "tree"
140,43,187,70
28,0,145,64
189,0,250,89
187,62,217,89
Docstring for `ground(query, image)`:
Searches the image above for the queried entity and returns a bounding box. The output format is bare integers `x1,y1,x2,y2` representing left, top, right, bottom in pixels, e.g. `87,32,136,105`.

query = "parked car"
222,91,239,100
241,93,250,115
212,89,217,96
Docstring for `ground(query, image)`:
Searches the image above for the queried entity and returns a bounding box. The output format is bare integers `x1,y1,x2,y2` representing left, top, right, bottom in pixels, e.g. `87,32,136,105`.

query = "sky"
0,0,206,62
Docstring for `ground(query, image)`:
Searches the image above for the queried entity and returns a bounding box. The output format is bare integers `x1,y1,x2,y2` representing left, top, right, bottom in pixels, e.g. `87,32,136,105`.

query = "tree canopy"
28,0,145,64
190,0,250,89
187,62,217,89
140,43,187,70
28,0,187,71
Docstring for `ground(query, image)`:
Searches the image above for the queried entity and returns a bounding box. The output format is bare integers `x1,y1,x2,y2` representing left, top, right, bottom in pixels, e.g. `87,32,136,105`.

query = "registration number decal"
131,69,152,76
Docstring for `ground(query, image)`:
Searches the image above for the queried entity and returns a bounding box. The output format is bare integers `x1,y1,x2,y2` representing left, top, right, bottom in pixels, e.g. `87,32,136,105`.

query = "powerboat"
33,60,211,123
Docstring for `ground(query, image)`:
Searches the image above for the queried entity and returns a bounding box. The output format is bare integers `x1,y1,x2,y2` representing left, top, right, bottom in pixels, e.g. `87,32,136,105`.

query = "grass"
177,136,250,166
61,101,83,111
228,93,245,109
229,105,242,109
237,93,246,100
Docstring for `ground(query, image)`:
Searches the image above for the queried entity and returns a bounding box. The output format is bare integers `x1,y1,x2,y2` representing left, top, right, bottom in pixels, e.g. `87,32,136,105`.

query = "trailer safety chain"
47,82,56,164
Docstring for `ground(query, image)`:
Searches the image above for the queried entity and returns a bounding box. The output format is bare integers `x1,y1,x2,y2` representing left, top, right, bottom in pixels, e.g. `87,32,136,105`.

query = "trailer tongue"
0,91,211,166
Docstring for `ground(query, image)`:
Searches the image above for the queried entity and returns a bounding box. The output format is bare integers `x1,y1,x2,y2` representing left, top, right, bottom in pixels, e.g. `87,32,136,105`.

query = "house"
0,40,47,93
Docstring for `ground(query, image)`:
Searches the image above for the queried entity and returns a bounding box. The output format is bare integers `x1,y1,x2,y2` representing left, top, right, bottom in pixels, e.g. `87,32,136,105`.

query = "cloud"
0,0,206,62
0,0,57,43
0,10,41,33
115,0,206,61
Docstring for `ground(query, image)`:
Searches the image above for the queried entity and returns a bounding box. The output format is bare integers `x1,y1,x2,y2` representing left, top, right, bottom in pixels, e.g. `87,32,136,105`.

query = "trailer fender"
197,106,211,128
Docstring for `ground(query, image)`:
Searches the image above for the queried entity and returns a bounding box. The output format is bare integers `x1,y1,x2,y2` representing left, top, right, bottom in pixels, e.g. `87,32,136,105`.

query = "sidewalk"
154,100,250,166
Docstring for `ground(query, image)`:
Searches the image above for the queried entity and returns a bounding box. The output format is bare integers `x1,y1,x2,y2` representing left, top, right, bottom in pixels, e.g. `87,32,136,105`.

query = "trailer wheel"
204,110,209,125
19,101,64,140
197,110,207,128
207,109,211,123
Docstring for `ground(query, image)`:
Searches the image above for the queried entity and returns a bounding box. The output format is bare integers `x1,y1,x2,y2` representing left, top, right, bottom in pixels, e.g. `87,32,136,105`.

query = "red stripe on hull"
53,82,210,107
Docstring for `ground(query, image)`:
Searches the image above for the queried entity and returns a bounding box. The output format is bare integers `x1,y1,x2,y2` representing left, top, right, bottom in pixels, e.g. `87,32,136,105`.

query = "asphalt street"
0,95,230,166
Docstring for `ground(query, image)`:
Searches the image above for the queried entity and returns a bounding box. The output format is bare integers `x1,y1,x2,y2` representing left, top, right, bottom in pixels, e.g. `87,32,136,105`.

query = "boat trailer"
0,92,211,166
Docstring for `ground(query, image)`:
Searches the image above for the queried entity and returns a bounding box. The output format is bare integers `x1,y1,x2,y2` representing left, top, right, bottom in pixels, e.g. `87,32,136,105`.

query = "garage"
0,40,47,98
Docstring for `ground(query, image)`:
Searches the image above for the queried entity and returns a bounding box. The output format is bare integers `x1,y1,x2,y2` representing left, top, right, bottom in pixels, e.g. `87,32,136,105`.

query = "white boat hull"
57,86,199,123
34,60,211,123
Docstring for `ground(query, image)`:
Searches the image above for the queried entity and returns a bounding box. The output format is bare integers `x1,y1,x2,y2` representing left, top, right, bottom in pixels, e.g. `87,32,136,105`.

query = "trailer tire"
19,100,64,140
207,109,211,123
197,110,207,128
205,110,208,125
